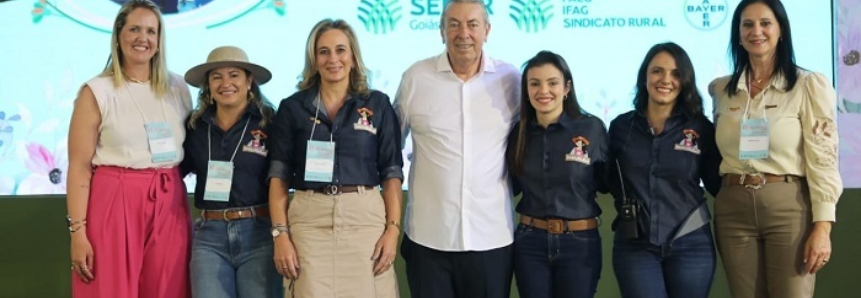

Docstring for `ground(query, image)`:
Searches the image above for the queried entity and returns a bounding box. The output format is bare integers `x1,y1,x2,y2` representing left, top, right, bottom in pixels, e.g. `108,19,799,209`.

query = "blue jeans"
612,225,716,298
513,224,602,298
190,216,283,298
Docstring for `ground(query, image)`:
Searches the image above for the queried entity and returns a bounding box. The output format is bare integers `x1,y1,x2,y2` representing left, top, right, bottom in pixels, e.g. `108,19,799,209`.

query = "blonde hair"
297,19,370,96
102,0,170,97
187,70,275,130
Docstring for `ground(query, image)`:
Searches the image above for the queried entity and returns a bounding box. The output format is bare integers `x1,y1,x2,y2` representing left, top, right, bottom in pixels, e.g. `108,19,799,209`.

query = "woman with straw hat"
182,45,282,298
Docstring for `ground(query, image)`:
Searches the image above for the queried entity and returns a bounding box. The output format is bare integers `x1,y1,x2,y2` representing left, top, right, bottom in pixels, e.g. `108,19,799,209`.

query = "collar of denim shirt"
201,103,262,127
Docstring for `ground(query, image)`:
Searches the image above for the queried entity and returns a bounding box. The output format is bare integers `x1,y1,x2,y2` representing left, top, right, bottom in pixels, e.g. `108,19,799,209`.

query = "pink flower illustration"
837,1,861,103
17,141,67,195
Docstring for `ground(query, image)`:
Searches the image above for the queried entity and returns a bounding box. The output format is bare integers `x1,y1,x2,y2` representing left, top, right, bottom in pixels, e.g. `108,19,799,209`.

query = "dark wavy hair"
633,42,704,118
508,50,583,175
186,69,275,130
724,0,798,96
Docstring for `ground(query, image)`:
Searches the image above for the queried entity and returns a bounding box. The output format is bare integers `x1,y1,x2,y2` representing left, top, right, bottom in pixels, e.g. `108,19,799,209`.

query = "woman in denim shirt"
507,50,609,298
608,42,722,298
181,46,282,298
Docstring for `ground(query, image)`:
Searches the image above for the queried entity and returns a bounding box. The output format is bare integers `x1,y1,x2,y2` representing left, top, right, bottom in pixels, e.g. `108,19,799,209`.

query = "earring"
249,91,255,100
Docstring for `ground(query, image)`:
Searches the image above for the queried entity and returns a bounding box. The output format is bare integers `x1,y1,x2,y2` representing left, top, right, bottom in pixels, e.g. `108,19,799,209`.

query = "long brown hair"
508,51,583,175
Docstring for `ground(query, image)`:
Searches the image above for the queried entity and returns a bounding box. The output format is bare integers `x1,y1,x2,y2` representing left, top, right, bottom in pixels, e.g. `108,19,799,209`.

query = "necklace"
128,77,150,83
123,71,150,83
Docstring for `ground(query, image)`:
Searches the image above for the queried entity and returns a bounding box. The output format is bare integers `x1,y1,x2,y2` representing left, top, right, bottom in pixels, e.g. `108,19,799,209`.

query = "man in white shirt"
394,0,520,297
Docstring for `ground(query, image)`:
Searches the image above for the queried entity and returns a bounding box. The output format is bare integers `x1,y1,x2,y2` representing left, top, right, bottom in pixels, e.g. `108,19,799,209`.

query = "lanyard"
125,81,169,123
742,73,768,120
309,93,334,143
208,117,250,162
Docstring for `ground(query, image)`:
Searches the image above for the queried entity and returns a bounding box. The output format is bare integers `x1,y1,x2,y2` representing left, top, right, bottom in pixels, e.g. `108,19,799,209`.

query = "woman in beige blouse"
709,1,841,297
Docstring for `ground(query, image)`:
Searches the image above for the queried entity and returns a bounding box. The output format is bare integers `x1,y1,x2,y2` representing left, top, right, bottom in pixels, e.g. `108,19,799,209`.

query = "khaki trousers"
286,188,398,298
714,179,815,298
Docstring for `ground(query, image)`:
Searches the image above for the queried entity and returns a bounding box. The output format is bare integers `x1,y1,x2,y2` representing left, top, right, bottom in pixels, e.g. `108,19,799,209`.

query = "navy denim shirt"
608,110,722,246
509,113,610,220
268,86,404,189
181,105,273,210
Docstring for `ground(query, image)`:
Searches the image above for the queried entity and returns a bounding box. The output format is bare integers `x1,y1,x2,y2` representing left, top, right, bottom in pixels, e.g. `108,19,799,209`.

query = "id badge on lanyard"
738,80,769,160
127,83,178,163
145,122,178,163
304,94,335,182
304,140,335,182
203,119,250,202
204,161,233,202
739,118,769,160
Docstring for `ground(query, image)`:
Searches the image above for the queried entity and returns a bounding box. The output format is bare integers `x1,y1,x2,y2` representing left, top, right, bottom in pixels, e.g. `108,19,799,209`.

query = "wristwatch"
271,225,290,238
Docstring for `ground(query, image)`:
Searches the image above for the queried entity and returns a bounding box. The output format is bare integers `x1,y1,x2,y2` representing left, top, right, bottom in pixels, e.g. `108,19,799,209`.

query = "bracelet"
386,221,400,230
66,215,87,228
69,221,86,233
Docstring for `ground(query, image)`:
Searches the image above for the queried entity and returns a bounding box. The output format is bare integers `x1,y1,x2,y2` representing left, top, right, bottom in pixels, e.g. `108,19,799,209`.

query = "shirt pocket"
655,144,697,181
338,125,378,167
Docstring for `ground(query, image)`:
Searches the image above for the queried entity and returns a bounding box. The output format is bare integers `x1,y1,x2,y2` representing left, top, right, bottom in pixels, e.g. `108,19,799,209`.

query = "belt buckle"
323,185,340,195
743,173,766,190
222,209,231,221
547,219,565,234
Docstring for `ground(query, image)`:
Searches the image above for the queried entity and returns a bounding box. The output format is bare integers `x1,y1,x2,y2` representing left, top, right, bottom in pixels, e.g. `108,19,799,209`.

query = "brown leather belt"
308,185,376,195
520,215,599,234
200,206,269,221
723,173,803,189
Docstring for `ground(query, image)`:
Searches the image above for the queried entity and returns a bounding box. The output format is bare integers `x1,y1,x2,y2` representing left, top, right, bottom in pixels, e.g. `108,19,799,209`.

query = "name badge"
204,161,233,202
305,140,335,182
144,122,178,163
739,118,769,160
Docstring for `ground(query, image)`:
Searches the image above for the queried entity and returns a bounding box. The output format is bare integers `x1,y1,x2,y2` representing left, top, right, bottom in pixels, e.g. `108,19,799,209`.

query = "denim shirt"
268,86,404,189
509,113,609,220
182,105,273,210
608,110,722,246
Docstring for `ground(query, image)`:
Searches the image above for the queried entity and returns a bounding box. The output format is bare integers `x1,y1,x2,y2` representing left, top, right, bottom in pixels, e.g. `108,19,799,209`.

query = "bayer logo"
683,0,729,31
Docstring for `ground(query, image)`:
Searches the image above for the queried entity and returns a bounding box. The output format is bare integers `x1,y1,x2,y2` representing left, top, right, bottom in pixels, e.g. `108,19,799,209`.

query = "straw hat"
184,46,272,88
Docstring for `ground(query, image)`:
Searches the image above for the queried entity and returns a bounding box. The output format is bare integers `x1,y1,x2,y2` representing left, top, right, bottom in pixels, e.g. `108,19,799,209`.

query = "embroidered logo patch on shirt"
242,129,268,157
673,129,701,155
353,107,377,134
565,136,591,165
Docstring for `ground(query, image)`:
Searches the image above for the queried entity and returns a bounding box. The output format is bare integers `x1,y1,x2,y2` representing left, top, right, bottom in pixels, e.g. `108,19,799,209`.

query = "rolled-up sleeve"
374,93,404,182
267,99,295,182
800,72,842,222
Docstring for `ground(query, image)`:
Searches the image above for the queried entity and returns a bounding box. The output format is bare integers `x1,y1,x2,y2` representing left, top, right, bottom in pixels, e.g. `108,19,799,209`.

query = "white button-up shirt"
394,52,521,251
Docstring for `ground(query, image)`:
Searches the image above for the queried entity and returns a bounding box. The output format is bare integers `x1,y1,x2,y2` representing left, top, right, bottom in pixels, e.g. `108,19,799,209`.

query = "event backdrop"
0,0,847,195
838,0,861,188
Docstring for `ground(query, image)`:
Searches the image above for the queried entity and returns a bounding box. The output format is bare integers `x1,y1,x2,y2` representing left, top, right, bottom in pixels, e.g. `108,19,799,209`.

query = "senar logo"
358,0,403,34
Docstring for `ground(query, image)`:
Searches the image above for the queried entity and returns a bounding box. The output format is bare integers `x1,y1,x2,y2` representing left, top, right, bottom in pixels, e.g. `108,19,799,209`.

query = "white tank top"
86,73,192,169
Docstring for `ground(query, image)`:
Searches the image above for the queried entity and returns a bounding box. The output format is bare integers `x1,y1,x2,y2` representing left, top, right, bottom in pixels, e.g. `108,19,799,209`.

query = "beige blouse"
710,69,842,222
86,73,192,169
